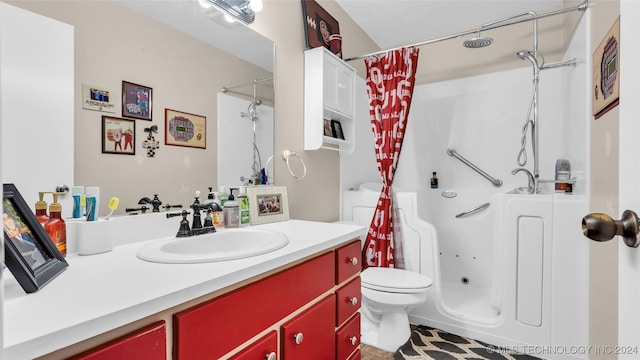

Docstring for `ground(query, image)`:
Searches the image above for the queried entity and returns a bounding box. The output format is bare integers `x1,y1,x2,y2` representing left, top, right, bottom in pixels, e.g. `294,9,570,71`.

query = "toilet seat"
361,267,432,293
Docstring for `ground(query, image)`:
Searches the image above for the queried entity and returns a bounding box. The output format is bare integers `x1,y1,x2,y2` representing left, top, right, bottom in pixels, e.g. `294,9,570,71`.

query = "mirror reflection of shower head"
517,50,540,70
463,30,493,49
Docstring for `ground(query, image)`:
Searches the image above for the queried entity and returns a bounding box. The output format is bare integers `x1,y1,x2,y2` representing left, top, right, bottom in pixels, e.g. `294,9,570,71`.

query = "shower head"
516,50,540,70
463,31,493,49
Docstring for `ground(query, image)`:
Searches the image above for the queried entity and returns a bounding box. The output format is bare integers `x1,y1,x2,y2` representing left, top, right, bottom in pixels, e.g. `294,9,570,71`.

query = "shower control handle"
582,210,640,248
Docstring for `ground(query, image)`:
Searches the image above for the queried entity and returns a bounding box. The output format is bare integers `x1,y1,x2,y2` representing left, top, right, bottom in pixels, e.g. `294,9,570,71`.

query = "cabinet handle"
349,297,358,306
349,257,358,266
265,352,277,360
349,336,358,345
293,332,304,345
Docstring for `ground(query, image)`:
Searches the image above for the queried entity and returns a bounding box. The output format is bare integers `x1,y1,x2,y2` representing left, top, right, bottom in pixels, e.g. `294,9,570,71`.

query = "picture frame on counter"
3,183,68,293
102,116,136,155
247,186,290,225
122,81,153,120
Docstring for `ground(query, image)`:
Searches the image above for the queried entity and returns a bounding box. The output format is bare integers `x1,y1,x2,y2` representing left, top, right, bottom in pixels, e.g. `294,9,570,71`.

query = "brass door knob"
582,209,640,248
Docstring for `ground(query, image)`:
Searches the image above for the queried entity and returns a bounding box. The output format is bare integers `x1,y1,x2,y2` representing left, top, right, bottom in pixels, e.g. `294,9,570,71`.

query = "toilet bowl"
360,267,432,352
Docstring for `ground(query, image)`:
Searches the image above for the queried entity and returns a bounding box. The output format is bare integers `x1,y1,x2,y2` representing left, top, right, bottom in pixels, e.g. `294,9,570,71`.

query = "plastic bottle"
211,192,225,228
218,186,229,207
71,186,84,218
223,188,240,228
44,193,67,256
85,187,100,221
555,159,571,192
238,186,250,227
35,192,49,226
430,172,439,189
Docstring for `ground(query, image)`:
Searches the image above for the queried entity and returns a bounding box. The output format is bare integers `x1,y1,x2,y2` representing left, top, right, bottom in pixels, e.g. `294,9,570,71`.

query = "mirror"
10,0,274,216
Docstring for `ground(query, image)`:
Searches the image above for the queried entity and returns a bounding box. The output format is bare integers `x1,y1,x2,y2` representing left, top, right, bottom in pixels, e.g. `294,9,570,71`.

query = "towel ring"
281,150,307,180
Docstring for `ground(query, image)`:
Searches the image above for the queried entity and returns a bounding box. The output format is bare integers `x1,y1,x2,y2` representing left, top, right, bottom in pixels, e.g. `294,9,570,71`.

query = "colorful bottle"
223,188,240,228
555,159,571,192
218,186,229,207
71,186,84,218
44,192,67,256
211,192,225,228
238,186,250,227
35,192,49,226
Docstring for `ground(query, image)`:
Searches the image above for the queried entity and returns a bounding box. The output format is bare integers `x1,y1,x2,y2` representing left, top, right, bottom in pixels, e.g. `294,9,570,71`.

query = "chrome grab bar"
455,202,491,218
447,148,503,187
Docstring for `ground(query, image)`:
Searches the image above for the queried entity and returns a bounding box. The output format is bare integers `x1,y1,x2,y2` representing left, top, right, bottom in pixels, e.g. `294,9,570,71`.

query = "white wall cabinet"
304,47,356,154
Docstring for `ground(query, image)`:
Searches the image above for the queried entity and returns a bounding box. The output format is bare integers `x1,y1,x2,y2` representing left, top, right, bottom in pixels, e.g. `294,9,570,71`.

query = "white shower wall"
217,93,274,188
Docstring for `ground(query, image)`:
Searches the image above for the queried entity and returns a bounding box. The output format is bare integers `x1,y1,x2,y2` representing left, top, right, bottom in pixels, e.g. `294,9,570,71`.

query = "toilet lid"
361,267,432,293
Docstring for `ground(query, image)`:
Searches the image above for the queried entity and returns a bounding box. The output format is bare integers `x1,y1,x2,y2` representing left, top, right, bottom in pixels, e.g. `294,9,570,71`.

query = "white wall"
217,93,274,188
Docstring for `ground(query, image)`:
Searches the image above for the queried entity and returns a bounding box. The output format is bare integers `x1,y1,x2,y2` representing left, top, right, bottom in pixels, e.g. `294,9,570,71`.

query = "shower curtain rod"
344,0,587,62
221,74,273,93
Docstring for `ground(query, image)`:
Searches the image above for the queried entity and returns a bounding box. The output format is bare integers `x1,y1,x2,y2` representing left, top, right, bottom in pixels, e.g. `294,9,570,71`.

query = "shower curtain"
362,47,419,268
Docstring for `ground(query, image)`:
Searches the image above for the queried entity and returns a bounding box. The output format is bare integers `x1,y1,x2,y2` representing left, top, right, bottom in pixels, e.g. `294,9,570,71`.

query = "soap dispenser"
238,186,250,227
223,188,240,228
35,192,49,226
44,192,67,256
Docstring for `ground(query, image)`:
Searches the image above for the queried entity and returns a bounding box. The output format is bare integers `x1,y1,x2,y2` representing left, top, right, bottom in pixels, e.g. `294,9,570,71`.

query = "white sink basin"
136,229,289,264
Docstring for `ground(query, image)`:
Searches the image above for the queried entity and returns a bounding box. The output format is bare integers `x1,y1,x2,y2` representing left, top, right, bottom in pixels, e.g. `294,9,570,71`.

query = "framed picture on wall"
3,183,68,293
122,81,153,120
165,108,206,149
592,16,620,119
102,116,136,155
81,84,116,113
301,0,340,52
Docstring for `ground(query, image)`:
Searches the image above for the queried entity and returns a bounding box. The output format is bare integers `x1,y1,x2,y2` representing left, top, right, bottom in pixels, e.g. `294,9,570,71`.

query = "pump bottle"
44,192,67,256
35,192,49,226
238,186,250,227
223,188,240,228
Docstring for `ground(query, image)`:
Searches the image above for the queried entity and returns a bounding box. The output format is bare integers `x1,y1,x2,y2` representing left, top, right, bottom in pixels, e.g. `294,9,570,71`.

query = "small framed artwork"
592,16,620,119
122,81,152,120
81,84,116,113
247,186,290,225
331,119,345,140
3,183,68,293
102,116,135,155
165,108,206,149
323,119,333,137
301,0,340,51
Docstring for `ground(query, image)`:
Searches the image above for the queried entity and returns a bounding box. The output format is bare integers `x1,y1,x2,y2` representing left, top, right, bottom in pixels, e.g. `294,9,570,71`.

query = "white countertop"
3,219,365,359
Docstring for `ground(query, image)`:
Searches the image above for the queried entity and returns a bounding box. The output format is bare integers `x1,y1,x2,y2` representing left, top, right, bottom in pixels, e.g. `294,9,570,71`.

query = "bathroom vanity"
3,220,365,360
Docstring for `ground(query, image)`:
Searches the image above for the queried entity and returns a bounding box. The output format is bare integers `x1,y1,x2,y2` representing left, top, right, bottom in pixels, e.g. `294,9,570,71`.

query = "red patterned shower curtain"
362,47,419,268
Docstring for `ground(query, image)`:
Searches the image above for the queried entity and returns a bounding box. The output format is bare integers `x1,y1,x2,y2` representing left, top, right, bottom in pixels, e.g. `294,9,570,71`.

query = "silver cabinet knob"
349,297,358,306
349,257,358,266
349,336,358,345
293,332,304,345
265,352,276,360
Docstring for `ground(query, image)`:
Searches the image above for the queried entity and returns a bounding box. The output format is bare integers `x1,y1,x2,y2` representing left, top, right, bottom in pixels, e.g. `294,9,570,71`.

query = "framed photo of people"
122,81,152,121
102,116,136,155
3,183,68,293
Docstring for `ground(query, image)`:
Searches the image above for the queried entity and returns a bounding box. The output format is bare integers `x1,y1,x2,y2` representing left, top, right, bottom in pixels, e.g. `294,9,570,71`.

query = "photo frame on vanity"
102,116,136,155
3,183,68,293
247,186,290,225
122,81,152,120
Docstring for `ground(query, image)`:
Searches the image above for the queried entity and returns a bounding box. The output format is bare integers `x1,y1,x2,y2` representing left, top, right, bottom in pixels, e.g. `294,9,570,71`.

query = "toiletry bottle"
71,186,84,218
223,188,240,228
44,192,67,256
203,187,215,207
85,187,100,221
555,159,571,192
430,172,439,189
35,192,49,226
219,186,229,207
211,192,225,228
238,186,250,227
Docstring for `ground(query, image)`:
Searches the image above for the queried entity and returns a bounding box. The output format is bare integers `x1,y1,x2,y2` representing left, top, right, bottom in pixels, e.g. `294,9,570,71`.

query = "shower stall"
341,3,590,359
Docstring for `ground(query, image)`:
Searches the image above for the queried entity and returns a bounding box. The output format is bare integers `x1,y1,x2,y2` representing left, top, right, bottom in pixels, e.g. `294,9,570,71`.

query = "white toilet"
360,267,432,352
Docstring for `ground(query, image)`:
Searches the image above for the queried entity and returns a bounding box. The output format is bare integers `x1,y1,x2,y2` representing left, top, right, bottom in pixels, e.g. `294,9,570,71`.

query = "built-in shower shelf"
304,47,356,154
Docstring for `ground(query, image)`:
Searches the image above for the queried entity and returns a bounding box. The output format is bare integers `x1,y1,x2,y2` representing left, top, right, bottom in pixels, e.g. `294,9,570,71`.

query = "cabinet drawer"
347,348,361,360
229,331,277,360
281,294,336,360
174,252,334,359
336,313,361,360
69,321,166,360
336,276,361,326
336,240,361,284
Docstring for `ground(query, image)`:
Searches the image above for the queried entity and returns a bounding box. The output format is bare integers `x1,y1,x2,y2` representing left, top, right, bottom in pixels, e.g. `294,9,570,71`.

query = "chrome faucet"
511,167,535,192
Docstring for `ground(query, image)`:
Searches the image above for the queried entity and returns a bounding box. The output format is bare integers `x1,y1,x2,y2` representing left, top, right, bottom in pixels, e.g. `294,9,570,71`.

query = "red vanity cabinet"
335,240,361,284
68,321,166,360
228,331,278,360
336,313,361,360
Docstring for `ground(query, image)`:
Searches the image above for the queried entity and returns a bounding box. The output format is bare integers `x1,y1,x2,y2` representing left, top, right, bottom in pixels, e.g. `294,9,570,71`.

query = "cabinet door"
68,321,166,360
229,331,277,360
336,240,361,284
323,54,355,117
336,276,361,326
281,294,336,360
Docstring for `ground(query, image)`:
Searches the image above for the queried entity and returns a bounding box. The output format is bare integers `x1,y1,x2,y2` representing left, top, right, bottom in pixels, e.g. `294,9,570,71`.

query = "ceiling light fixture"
202,0,261,24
